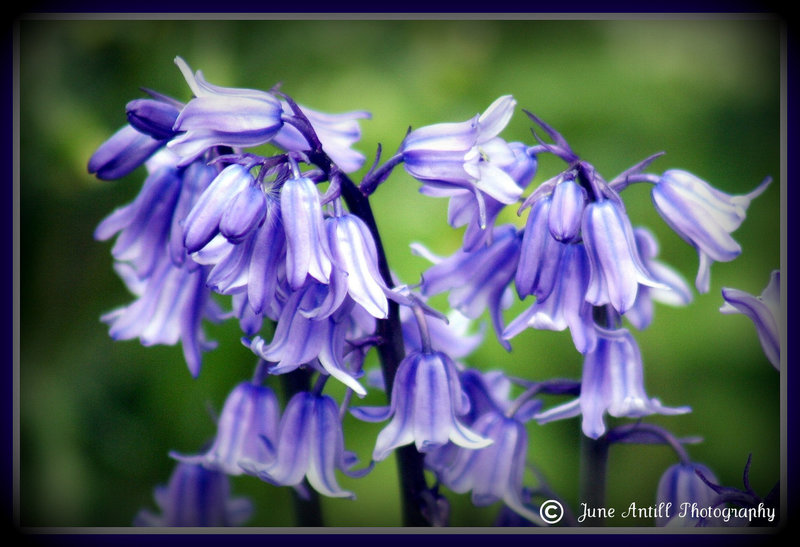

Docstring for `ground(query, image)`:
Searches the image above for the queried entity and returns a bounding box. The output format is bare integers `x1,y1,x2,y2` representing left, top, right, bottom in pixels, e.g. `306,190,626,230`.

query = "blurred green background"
18,17,781,528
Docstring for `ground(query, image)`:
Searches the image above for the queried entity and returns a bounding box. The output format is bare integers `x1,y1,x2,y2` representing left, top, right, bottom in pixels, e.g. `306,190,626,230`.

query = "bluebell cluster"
90,57,779,527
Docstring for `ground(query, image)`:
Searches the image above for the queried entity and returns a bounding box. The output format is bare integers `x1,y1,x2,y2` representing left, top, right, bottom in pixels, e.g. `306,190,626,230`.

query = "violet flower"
720,270,781,369
100,259,224,378
412,224,521,350
651,169,771,293
239,391,368,499
582,199,666,315
514,194,566,300
505,242,597,354
535,327,690,439
402,95,524,208
88,124,165,181
280,175,333,289
134,461,252,527
350,349,491,461
626,227,693,331
168,57,284,165
170,381,280,476
656,462,719,527
272,100,370,174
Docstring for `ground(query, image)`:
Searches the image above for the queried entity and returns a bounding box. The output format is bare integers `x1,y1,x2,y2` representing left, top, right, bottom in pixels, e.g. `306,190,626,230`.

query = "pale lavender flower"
582,199,666,315
88,124,165,180
126,97,182,141
651,169,771,293
350,349,491,461
244,287,367,396
426,409,545,526
168,57,283,165
720,270,780,369
100,259,224,377
326,213,389,319
170,381,280,475
656,462,719,527
505,243,597,354
535,327,690,439
514,194,566,300
445,141,537,251
548,177,587,243
134,461,252,527
273,101,370,173
402,95,524,207
412,224,521,350
626,227,693,330
280,175,333,289
182,164,263,254
239,391,367,499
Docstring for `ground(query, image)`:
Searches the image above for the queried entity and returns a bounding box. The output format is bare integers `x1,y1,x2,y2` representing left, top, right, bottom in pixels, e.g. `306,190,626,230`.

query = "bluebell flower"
182,164,264,254
134,461,252,527
656,462,719,527
548,177,587,243
245,287,367,397
273,101,370,173
170,381,280,475
582,199,666,315
426,409,545,526
94,159,184,278
350,349,491,461
167,57,283,165
505,242,597,354
626,227,693,330
189,194,284,313
326,213,389,319
126,97,182,141
88,124,165,180
239,391,368,499
720,270,780,369
535,327,690,439
412,224,521,350
651,169,771,293
402,95,524,207
445,141,537,251
280,175,333,289
514,194,566,300
101,259,225,377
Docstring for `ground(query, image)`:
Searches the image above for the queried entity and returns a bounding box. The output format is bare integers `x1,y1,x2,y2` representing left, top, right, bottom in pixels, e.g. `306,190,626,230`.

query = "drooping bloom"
548,177,587,243
239,391,368,499
582,199,666,315
350,349,491,461
412,224,521,350
535,327,690,439
168,57,284,165
170,382,280,475
273,101,370,173
505,242,597,354
134,461,252,527
402,95,524,207
514,194,566,300
626,227,693,330
656,462,719,527
88,124,166,181
651,169,771,293
426,409,545,526
126,97,182,141
280,175,332,289
326,213,389,319
720,270,781,369
100,259,224,378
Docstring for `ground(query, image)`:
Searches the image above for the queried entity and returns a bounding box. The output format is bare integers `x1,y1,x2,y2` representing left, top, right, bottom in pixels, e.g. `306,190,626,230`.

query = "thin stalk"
579,434,609,527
